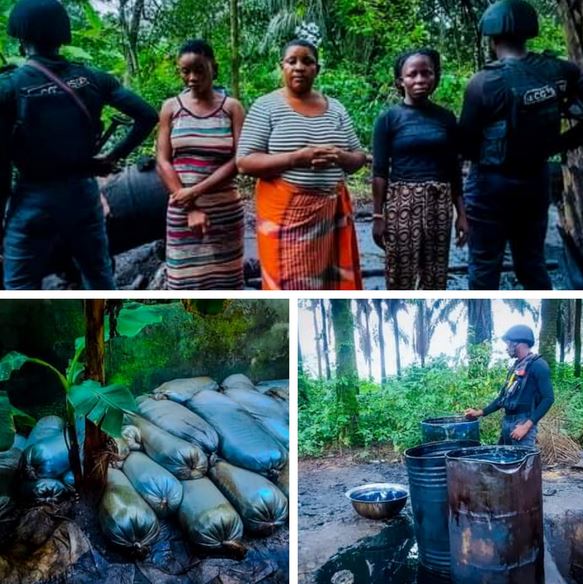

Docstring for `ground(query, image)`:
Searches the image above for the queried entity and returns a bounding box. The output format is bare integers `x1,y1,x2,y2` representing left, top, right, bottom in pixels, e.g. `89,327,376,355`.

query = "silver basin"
345,483,408,520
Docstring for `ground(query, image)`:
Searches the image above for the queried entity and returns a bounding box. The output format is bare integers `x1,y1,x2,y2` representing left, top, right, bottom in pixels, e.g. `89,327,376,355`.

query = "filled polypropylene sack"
12,434,27,451
178,478,244,552
277,462,289,498
152,377,219,403
186,390,287,475
209,460,288,535
99,469,160,554
256,380,289,402
21,478,69,504
128,414,208,480
223,387,289,448
122,452,183,518
122,425,142,451
25,416,65,448
21,432,70,480
0,446,23,496
221,374,255,391
137,396,218,454
62,470,75,488
110,437,130,468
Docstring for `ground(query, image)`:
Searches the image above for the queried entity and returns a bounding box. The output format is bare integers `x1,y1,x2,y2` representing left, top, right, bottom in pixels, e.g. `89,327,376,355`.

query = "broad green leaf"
62,45,93,62
112,304,163,339
0,351,30,382
82,0,103,31
11,406,35,429
0,391,15,451
68,380,137,439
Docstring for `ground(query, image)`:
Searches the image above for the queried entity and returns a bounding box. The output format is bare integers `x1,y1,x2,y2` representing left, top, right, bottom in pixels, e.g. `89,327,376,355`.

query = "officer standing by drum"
0,0,159,290
465,325,554,448
460,0,583,290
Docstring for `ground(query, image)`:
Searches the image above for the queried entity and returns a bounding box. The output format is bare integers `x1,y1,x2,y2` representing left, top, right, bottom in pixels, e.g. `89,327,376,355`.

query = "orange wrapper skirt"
255,178,363,290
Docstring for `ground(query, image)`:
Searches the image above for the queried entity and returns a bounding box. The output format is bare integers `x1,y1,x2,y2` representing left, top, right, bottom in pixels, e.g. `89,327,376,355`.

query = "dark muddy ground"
298,448,583,584
42,198,568,290
0,497,288,584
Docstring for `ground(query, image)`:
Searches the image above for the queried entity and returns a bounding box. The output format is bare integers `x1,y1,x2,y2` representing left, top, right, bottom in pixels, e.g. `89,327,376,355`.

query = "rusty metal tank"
405,439,480,575
445,446,544,584
421,416,480,443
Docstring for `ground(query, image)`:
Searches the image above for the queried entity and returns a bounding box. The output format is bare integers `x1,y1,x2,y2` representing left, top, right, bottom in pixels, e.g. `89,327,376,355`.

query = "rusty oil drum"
421,416,480,443
445,446,544,583
405,439,480,575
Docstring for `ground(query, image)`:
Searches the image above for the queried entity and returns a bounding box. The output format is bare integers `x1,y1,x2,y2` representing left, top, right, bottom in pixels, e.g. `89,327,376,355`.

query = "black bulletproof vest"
480,56,566,170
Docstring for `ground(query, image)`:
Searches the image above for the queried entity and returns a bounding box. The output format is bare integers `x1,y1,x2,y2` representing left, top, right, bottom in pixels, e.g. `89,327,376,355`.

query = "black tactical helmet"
479,0,539,40
8,0,72,47
502,324,535,347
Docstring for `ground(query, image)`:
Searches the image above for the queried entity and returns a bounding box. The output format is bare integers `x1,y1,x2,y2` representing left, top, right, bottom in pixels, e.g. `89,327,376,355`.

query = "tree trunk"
557,1,583,268
372,300,386,383
467,299,493,377
118,0,144,81
82,300,109,501
330,300,359,446
311,301,323,379
575,299,582,377
414,302,428,368
539,299,559,372
229,0,241,99
320,300,332,380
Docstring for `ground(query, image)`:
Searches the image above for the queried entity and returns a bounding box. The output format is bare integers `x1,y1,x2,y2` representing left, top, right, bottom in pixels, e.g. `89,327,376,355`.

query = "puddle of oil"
315,515,452,584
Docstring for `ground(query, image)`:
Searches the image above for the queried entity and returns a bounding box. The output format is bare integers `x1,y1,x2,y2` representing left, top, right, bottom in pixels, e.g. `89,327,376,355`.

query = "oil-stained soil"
299,449,583,584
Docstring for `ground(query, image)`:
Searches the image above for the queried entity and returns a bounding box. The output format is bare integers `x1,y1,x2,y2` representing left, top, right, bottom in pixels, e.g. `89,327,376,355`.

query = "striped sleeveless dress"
167,95,244,290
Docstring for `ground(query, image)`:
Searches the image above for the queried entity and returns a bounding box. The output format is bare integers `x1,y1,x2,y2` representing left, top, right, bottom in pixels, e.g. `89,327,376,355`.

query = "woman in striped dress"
157,40,245,289
237,39,367,290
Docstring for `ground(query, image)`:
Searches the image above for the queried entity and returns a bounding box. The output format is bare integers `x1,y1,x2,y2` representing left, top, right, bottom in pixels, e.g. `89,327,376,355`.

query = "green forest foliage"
0,0,569,150
299,361,583,456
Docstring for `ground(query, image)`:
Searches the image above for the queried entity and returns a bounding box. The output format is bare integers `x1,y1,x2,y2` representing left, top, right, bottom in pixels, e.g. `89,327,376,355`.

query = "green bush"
299,359,582,456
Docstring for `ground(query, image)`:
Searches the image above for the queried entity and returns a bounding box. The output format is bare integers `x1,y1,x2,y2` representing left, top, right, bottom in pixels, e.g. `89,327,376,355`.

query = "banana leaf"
25,416,65,448
99,469,160,554
178,478,244,552
121,425,142,451
223,388,289,448
221,374,255,391
21,478,69,504
137,397,218,454
209,460,288,535
21,432,70,480
186,391,287,475
127,414,208,480
68,380,137,439
152,377,219,404
122,452,183,518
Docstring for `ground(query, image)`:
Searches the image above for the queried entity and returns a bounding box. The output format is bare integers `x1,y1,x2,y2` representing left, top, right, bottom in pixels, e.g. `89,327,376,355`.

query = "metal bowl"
345,483,408,520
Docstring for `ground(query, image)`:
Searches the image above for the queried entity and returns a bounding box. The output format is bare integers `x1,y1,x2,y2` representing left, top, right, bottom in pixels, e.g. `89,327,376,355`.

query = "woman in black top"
372,49,468,290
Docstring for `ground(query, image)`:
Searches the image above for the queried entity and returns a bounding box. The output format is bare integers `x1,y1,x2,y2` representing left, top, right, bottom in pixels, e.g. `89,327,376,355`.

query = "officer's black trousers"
465,165,553,290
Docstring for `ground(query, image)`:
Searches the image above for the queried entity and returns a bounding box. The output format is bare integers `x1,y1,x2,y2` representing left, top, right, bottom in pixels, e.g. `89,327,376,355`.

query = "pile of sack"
1,374,289,556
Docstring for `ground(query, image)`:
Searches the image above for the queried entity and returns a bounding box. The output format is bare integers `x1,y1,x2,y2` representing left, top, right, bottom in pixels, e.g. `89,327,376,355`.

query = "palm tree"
371,299,386,383
319,300,332,380
355,300,373,380
385,299,408,378
467,299,493,376
330,300,359,445
413,299,459,367
539,299,559,372
310,300,323,379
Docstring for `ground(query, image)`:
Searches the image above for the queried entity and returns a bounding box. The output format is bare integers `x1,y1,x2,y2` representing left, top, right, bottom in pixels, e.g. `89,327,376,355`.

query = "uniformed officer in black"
0,0,159,290
465,325,554,448
460,0,583,290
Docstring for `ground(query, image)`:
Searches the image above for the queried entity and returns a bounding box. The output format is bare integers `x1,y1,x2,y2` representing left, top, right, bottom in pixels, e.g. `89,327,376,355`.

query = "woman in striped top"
237,39,366,290
157,40,245,290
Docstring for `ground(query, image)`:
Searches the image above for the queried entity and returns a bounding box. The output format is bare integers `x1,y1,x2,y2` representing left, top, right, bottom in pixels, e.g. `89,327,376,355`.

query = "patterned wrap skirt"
384,180,452,290
166,188,245,290
256,178,362,290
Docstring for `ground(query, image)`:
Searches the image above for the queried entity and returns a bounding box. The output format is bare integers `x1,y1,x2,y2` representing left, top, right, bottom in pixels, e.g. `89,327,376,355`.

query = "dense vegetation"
0,0,568,150
299,299,583,456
